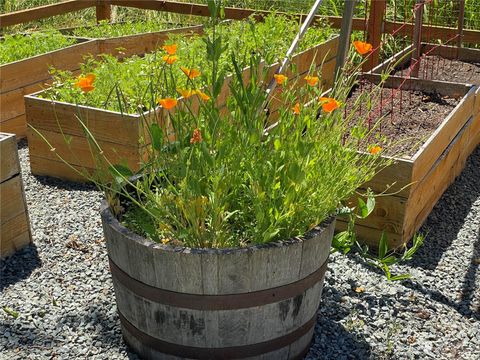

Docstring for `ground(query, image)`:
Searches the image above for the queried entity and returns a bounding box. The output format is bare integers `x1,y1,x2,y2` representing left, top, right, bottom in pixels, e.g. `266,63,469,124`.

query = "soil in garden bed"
346,80,458,158
395,56,480,85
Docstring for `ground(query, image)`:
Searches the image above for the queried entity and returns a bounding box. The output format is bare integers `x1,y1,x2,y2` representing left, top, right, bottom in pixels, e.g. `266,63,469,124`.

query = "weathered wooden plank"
0,0,96,28
0,175,26,224
98,25,203,58
404,114,475,241
29,155,93,182
335,219,403,250
25,95,141,145
0,212,31,257
27,129,143,171
0,133,20,182
0,116,26,139
0,40,98,94
411,86,475,183
0,83,43,122
361,157,414,197
344,192,407,237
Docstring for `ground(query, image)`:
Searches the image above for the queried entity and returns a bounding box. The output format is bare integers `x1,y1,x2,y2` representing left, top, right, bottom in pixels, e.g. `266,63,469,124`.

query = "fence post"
96,0,111,23
363,0,386,71
335,0,357,76
411,0,424,78
457,0,465,48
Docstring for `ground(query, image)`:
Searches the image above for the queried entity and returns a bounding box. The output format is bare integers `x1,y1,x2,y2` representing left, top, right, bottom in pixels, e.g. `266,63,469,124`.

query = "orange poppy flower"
292,102,301,115
190,128,202,144
304,75,319,86
274,74,288,85
158,98,178,110
181,67,201,79
162,55,178,65
319,97,340,113
196,90,211,101
368,145,382,155
353,40,373,55
162,44,177,55
177,88,195,99
74,73,96,93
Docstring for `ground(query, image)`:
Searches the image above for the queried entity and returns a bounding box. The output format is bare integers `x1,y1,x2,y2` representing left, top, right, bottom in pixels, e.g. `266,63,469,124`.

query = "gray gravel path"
1,141,479,359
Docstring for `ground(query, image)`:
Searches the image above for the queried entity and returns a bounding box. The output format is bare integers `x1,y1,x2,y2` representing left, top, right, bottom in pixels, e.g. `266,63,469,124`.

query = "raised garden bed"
0,25,203,139
374,43,480,171
25,34,339,182
0,133,32,258
336,74,477,249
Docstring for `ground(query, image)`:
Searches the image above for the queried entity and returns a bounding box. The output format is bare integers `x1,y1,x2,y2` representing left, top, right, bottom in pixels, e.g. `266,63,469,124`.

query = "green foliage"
71,20,185,39
333,192,425,281
42,14,336,114
0,30,76,64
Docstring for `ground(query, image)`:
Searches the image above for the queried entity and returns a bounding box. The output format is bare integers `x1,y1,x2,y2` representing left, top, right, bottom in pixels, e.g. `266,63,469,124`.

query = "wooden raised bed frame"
336,73,478,249
25,35,339,182
0,25,203,139
0,133,32,258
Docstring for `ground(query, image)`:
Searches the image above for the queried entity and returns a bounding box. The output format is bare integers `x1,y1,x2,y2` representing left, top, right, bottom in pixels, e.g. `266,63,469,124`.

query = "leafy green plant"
0,30,76,64
334,191,424,281
32,2,390,249
41,13,336,114
71,20,188,39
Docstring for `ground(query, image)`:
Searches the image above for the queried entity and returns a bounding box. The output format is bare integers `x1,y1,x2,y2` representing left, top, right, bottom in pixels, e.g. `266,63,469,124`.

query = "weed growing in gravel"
0,30,76,64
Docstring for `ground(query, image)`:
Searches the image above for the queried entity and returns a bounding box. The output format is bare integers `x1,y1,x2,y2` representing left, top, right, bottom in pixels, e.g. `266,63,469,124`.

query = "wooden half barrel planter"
0,25,204,140
101,202,334,359
336,74,478,249
0,133,32,258
25,35,339,182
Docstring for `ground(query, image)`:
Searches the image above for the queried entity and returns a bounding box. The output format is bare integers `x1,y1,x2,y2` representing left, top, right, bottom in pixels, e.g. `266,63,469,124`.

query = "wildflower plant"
34,1,393,250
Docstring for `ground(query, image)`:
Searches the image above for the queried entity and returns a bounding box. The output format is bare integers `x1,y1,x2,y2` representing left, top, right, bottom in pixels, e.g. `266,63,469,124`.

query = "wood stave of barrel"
101,201,334,360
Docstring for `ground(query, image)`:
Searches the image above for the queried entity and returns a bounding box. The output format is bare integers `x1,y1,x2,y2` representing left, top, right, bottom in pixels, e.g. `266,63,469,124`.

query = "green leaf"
389,274,411,281
149,123,163,151
108,164,133,184
274,139,281,151
2,306,19,319
378,231,388,259
356,198,369,218
366,193,375,216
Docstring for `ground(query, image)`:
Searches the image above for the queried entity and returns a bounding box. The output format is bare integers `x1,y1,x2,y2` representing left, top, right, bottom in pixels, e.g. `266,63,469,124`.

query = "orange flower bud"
274,74,288,85
319,97,340,113
158,98,178,110
190,128,202,144
368,145,382,155
162,44,177,55
353,40,373,55
304,75,319,86
292,102,301,115
162,55,178,65
181,67,201,79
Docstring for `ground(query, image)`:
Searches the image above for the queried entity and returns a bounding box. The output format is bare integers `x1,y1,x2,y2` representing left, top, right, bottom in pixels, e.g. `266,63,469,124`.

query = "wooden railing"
1,0,479,67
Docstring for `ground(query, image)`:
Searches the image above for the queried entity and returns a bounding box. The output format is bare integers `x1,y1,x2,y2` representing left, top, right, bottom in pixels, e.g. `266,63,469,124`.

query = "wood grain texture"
102,203,332,358
0,40,98,94
0,0,96,28
1,135,33,258
0,133,20,182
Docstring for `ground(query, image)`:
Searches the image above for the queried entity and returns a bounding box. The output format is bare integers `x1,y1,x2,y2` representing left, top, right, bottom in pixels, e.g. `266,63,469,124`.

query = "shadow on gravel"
412,146,480,270
305,285,372,359
33,175,98,192
0,244,41,292
56,301,139,359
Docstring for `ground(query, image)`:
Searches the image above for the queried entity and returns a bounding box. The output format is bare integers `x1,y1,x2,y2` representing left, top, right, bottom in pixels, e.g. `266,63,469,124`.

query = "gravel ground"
1,140,479,359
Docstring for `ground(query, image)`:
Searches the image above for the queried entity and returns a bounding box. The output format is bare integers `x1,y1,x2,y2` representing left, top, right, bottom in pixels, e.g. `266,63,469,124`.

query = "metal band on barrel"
118,310,315,360
109,257,328,310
